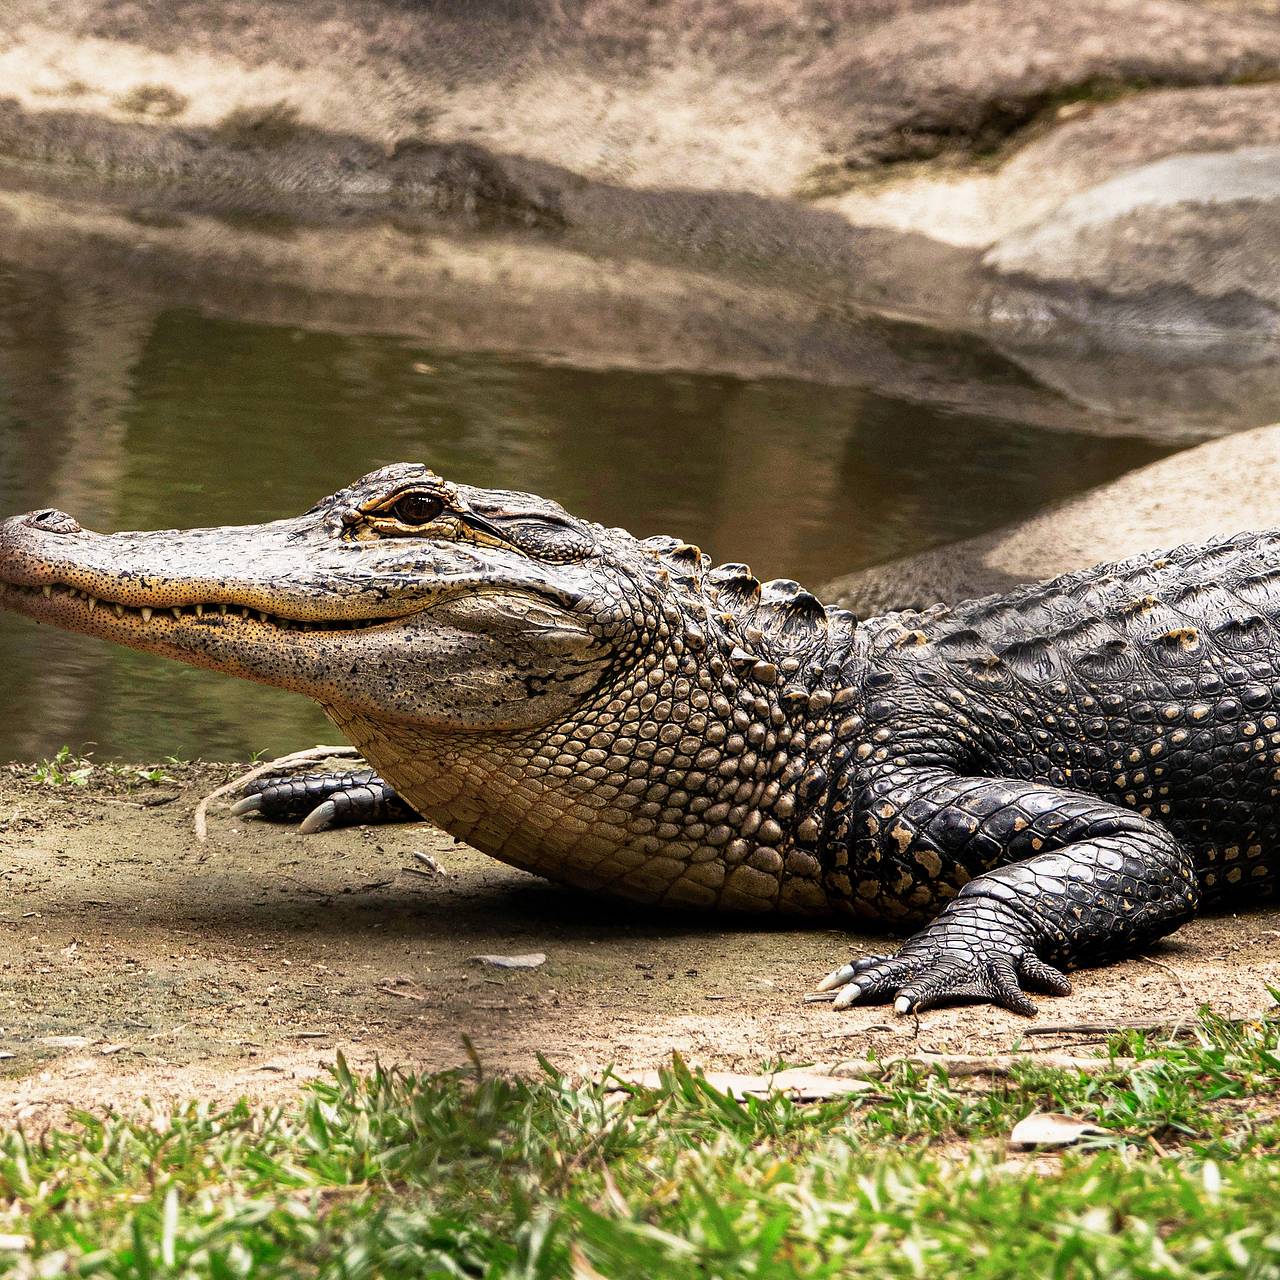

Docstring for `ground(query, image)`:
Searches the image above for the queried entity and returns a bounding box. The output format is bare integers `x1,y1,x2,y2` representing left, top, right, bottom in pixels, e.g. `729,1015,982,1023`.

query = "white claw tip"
229,796,262,816
816,964,855,992
894,996,912,1015
832,983,862,1010
298,801,338,835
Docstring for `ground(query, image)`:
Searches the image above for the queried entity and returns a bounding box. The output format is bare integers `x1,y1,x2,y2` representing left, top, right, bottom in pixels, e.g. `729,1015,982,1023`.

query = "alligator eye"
388,493,445,526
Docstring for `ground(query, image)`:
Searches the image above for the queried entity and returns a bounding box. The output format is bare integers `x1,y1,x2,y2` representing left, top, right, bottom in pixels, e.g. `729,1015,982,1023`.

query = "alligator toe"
235,768,419,832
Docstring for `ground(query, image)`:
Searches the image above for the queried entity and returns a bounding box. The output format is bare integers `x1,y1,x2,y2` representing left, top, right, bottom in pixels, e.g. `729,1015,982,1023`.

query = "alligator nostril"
25,509,82,535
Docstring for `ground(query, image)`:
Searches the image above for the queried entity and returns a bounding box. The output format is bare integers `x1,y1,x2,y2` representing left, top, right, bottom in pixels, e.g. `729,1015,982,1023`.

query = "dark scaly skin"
233,769,417,833
0,468,1276,1016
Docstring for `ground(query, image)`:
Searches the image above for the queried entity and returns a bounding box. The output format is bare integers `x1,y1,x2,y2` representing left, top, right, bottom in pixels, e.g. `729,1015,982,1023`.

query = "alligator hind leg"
818,771,1202,1015
231,769,419,833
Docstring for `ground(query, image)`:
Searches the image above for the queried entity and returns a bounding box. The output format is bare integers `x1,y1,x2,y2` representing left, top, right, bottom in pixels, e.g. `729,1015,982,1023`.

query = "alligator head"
0,464,854,911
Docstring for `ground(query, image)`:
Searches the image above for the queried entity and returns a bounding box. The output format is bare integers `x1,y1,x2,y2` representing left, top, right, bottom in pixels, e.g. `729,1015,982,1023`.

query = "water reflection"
0,262,1171,761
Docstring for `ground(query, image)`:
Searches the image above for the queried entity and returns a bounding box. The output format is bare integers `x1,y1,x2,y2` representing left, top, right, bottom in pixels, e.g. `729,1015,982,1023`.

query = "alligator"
1,464,1274,1016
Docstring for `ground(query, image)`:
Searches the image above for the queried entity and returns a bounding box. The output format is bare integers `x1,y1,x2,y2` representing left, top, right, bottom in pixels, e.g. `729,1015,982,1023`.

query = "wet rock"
831,83,1280,340
386,139,563,230
827,82,1280,411
830,84,1280,250
984,148,1280,339
0,99,563,232
793,0,1280,186
821,424,1280,615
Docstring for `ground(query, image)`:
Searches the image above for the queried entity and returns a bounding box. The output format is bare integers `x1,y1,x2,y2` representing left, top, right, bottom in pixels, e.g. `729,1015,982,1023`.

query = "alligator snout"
22,509,82,535
0,509,88,590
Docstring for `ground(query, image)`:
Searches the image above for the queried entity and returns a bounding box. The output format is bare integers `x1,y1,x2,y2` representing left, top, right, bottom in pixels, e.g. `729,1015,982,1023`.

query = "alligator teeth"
113,603,124,618
258,611,268,623
172,607,182,621
141,607,152,622
195,603,203,617
241,608,251,619
219,604,228,615
41,585,52,599
87,596,97,611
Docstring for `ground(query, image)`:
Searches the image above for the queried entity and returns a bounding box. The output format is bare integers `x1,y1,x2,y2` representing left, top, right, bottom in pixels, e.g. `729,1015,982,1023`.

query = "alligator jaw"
0,579,402,636
0,502,447,697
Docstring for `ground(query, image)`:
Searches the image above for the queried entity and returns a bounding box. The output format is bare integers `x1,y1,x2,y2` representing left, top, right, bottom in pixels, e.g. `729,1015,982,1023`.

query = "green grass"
32,747,177,788
6,1014,1280,1277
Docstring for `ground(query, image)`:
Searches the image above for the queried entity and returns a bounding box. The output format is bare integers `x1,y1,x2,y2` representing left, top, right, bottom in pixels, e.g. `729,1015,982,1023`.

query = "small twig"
377,983,432,1002
1024,1021,1192,1038
605,1067,886,1101
193,745,362,841
146,1022,189,1041
1137,956,1191,999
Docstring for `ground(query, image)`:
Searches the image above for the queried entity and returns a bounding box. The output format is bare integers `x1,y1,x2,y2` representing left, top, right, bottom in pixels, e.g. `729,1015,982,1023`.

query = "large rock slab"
831,81,1280,333
4,1,1280,421
8,1,1280,205
829,83,1280,247
822,424,1280,615
985,147,1280,337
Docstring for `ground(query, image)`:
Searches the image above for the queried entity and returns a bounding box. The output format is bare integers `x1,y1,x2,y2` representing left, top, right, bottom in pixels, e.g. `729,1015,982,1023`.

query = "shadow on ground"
0,764,1275,1123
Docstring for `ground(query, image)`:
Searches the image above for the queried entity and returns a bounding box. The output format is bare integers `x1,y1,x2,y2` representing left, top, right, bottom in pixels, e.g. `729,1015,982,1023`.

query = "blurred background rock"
2,0,1279,758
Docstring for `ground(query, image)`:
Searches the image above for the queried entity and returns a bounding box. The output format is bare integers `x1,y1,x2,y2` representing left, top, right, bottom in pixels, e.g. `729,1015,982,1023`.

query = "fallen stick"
193,745,362,841
605,1067,883,1101
1023,1021,1194,1038
830,1052,1133,1079
1136,955,1191,999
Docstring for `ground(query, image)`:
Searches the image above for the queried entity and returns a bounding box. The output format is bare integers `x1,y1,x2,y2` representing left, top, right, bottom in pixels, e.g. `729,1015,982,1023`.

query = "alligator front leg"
818,772,1201,1015
231,768,420,833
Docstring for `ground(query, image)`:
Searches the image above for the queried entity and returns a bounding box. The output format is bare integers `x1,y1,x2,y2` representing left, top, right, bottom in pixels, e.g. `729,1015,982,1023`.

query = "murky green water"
0,261,1174,762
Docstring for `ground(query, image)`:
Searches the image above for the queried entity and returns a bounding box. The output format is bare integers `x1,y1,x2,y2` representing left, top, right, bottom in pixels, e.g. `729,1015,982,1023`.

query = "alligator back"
856,528,1280,904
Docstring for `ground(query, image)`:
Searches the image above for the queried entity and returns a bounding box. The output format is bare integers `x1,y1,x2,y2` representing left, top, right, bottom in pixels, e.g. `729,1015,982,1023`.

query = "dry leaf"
609,1068,875,1101
570,1243,609,1280
1009,1111,1106,1149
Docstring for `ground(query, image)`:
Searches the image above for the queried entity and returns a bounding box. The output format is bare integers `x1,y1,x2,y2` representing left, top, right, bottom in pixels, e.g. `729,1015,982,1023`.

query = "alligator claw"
234,769,419,833
823,947,1071,1016
298,799,338,835
818,900,1072,1016
815,963,857,992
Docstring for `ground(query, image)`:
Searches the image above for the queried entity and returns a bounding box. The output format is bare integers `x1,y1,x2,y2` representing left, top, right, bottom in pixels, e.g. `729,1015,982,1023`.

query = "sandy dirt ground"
0,761,1277,1127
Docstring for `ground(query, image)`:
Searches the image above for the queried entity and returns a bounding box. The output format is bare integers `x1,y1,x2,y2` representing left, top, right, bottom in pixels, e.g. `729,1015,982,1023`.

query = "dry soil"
0,761,1276,1127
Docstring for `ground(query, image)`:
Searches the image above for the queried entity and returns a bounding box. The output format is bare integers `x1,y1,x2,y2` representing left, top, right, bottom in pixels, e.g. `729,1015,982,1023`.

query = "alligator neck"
323,628,850,914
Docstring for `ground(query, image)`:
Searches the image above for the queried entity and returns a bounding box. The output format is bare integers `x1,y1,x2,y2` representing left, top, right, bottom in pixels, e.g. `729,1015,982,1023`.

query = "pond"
0,258,1176,762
